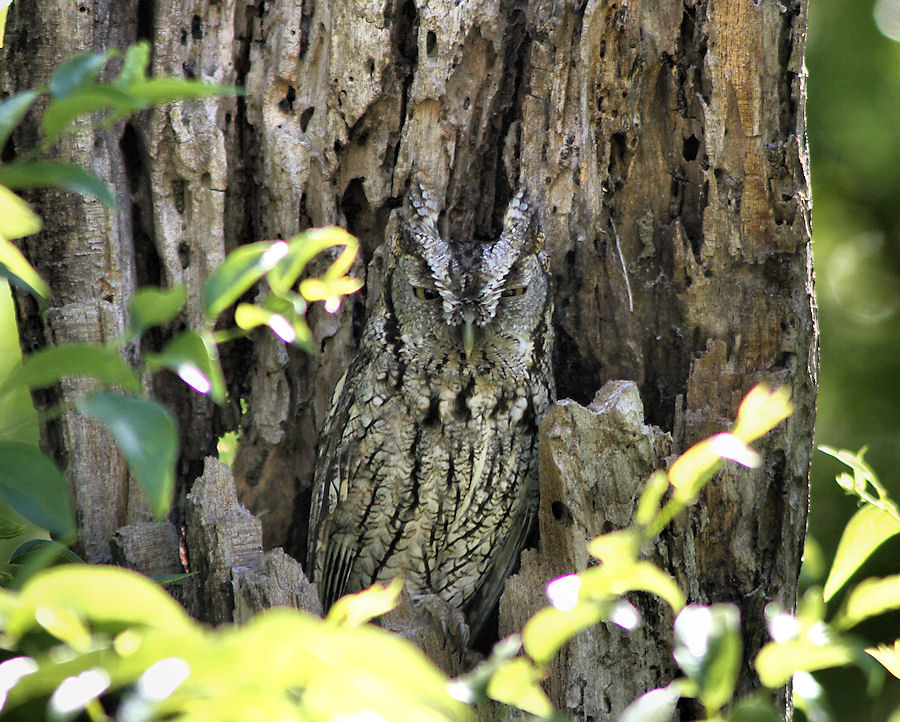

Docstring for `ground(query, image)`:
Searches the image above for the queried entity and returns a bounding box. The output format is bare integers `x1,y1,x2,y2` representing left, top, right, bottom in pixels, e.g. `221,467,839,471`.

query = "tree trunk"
3,0,815,718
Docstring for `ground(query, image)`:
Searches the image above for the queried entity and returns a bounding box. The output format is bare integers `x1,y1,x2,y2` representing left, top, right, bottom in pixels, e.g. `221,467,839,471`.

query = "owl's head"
386,186,551,367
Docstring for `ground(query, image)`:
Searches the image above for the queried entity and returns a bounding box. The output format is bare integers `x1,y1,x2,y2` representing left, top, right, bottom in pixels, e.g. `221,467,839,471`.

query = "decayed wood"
110,521,183,578
233,548,322,623
500,380,676,718
5,0,815,716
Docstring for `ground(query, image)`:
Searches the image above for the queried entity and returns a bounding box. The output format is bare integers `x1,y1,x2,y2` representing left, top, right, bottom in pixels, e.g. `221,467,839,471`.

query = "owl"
307,185,555,637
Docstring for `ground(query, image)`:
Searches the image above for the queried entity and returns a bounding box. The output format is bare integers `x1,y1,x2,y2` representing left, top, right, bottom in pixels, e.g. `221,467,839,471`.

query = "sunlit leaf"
755,638,858,688
125,77,239,105
235,302,313,349
146,330,225,403
326,578,403,626
668,436,724,502
129,285,187,335
836,574,900,630
42,86,143,144
267,226,359,295
0,343,140,395
202,240,288,318
0,162,115,208
485,657,553,717
48,51,109,98
0,186,42,240
7,565,195,642
867,640,900,679
619,681,692,722
50,667,111,717
0,90,39,151
730,384,792,443
586,528,640,564
673,604,741,713
0,442,75,541
823,504,900,602
76,393,178,519
113,41,151,89
522,602,605,665
635,470,669,528
299,275,363,313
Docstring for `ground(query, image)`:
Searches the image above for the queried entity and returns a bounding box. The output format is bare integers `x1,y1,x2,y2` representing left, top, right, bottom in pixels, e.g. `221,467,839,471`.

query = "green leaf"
668,436,725,503
234,302,314,349
9,539,84,566
268,227,360,295
0,183,43,238
635,470,669,528
146,330,226,403
836,574,900,630
579,561,685,613
76,393,178,519
0,441,75,540
0,343,140,395
113,41,151,89
48,51,110,98
0,90,39,151
0,511,25,539
126,77,239,105
202,241,287,318
485,657,553,717
755,637,858,688
867,639,900,680
673,604,742,714
42,86,143,144
522,602,605,665
8,565,195,641
730,384,793,443
619,684,684,722
129,285,187,334
725,695,785,722
823,504,900,602
326,578,403,626
0,162,116,208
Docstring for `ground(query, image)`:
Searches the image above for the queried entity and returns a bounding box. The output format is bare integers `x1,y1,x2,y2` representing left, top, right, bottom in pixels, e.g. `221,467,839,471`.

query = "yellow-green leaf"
326,578,403,626
836,574,900,630
522,602,604,665
486,657,553,717
867,639,900,680
755,638,857,688
730,384,792,443
823,504,900,602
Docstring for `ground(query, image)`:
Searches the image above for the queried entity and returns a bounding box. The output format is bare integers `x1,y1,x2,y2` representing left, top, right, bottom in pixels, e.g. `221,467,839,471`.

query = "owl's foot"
380,590,471,676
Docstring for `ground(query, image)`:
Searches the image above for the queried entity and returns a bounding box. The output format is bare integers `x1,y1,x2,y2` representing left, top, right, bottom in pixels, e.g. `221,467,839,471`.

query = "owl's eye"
501,285,528,297
413,286,440,300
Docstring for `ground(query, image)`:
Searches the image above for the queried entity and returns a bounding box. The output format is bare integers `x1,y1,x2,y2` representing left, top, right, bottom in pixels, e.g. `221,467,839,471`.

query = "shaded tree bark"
2,0,815,718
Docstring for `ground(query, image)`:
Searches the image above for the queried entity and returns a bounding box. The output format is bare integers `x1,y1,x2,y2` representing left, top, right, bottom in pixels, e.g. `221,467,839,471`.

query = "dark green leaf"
0,441,75,540
0,343,140,395
150,571,195,585
0,510,26,539
113,41,151,89
146,330,226,403
9,539,84,565
673,604,741,714
76,394,178,519
0,90,39,151
48,52,109,99
0,162,116,208
202,241,286,318
129,285,187,334
42,86,144,144
725,695,784,722
126,77,239,105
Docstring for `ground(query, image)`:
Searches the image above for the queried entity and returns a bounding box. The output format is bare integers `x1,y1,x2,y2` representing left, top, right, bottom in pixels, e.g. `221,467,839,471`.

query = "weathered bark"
3,0,815,718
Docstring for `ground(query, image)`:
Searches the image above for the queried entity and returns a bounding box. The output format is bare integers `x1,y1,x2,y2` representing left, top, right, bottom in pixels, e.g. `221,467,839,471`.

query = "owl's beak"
462,318,475,360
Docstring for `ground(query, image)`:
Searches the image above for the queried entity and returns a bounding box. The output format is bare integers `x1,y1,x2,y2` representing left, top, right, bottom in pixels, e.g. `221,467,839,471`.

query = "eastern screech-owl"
307,186,555,636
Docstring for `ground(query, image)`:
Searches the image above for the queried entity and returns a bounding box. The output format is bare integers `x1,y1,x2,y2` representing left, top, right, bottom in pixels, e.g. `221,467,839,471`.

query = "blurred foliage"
807,1,900,717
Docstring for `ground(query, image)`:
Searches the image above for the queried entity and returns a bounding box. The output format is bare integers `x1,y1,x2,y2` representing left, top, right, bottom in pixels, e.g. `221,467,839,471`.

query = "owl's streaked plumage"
307,186,555,636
